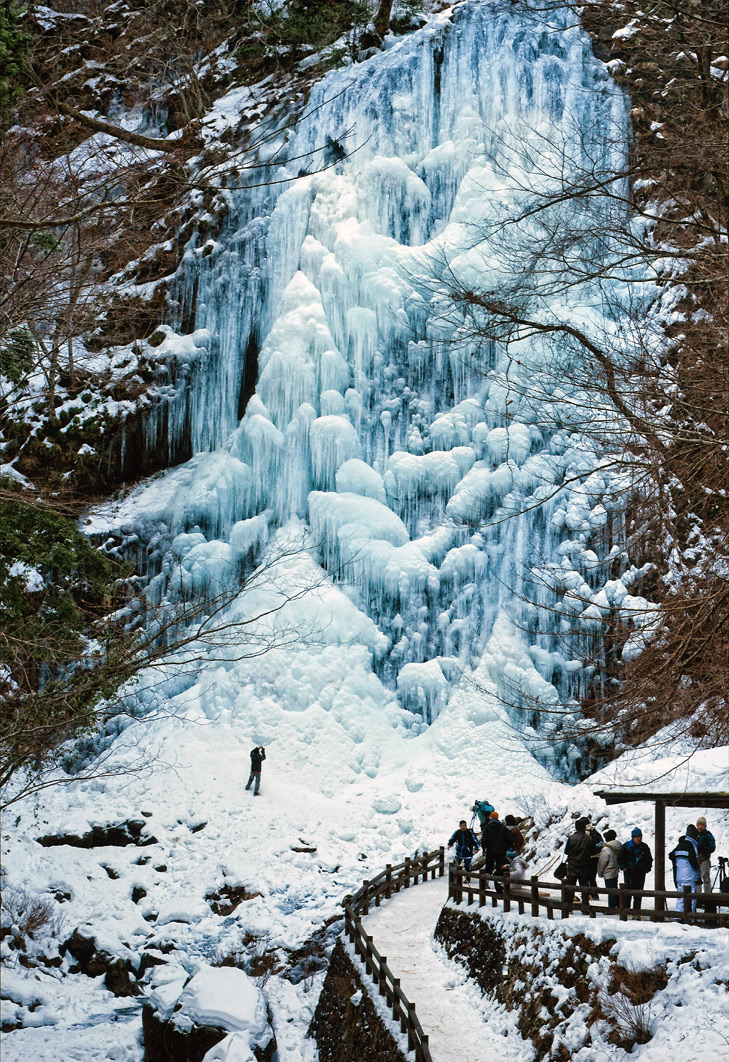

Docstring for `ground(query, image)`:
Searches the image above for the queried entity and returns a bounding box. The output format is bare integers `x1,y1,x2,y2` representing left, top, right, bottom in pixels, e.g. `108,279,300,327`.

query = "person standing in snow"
472,798,495,836
617,828,653,910
585,818,604,890
596,828,621,910
448,820,480,872
483,811,512,890
696,816,716,894
669,825,701,912
504,814,525,855
563,817,598,909
245,745,266,796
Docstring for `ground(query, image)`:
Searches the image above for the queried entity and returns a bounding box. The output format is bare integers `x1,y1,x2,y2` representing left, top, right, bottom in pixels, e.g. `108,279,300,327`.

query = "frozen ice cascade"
102,0,656,778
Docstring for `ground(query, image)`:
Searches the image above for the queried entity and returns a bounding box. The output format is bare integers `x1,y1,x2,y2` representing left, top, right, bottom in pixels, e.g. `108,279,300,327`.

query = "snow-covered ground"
2,557,726,1059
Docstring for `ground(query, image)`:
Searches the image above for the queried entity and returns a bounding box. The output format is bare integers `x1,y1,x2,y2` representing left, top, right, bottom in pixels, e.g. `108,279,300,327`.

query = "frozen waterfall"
102,0,653,777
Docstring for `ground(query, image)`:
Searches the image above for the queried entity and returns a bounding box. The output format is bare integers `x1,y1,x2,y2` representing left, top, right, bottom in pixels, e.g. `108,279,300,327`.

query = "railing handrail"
447,863,729,927
343,846,445,1062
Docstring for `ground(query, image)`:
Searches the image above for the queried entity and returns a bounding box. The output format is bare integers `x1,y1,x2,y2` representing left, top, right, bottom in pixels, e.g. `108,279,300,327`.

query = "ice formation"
103,0,651,775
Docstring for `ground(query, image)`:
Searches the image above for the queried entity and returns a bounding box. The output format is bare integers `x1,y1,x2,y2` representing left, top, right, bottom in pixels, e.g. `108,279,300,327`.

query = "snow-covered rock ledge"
434,904,729,1060
309,939,407,1062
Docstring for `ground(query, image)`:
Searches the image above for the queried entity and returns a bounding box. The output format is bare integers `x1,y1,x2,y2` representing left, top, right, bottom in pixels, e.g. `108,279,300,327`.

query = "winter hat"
697,816,707,827
490,810,499,819
604,829,617,842
687,824,699,840
631,827,642,838
576,816,590,831
504,815,516,827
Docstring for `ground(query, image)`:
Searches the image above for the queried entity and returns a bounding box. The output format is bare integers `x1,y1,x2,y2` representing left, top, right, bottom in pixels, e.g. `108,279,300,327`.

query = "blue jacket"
449,828,480,860
698,830,716,861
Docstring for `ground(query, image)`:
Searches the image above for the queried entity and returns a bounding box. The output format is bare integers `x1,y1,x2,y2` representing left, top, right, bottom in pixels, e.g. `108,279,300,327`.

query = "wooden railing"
448,863,729,927
343,846,446,1062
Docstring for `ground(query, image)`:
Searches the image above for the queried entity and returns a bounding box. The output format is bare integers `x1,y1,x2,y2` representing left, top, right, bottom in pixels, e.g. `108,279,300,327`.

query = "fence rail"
448,863,729,927
343,846,446,1062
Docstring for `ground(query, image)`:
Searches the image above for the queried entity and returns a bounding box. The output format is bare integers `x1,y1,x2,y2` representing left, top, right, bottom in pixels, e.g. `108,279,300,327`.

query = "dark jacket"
250,747,266,772
483,818,512,857
508,825,525,854
449,828,480,859
617,840,653,875
697,830,716,861
564,828,597,874
669,836,701,886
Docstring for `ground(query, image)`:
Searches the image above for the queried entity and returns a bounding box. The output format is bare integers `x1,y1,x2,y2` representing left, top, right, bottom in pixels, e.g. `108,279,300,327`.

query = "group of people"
563,814,717,913
447,800,528,885
448,803,719,916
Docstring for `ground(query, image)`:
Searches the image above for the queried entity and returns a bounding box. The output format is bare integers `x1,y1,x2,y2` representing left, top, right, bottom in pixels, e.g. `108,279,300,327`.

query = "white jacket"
507,855,529,883
597,839,621,880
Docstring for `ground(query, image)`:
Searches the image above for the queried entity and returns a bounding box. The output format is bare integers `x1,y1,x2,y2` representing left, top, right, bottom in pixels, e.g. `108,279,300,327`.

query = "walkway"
360,874,531,1062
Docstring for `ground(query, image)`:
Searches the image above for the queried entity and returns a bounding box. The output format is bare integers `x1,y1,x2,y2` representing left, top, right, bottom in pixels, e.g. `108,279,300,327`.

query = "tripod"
711,856,728,893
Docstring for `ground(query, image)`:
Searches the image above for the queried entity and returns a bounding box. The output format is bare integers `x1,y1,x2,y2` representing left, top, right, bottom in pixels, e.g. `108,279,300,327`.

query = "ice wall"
114,0,652,776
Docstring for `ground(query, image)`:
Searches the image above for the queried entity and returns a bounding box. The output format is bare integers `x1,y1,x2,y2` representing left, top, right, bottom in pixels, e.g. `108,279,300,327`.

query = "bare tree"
422,60,727,761
0,499,328,809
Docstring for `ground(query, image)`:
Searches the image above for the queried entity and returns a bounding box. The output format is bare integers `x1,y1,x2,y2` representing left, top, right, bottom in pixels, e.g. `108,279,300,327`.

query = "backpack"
473,800,495,827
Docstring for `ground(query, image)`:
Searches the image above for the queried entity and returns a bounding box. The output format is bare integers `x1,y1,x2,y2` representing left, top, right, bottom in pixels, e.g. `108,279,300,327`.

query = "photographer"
246,745,266,796
696,816,716,894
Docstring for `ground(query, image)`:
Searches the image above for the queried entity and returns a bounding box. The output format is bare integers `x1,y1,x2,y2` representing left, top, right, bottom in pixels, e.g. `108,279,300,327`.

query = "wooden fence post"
479,871,486,908
439,845,445,877
503,871,511,913
385,863,392,899
455,862,463,905
362,880,370,916
392,977,401,1022
407,1003,417,1049
365,933,374,975
619,883,628,921
379,956,387,996
530,875,539,917
404,857,411,888
400,995,409,1033
682,886,691,924
560,880,569,919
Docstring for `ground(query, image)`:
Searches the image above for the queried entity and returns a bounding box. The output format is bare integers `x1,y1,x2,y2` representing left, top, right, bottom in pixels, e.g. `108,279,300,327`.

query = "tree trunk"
373,0,393,39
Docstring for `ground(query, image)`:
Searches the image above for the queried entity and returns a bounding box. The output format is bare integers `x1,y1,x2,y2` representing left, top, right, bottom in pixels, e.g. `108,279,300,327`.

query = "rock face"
143,963,276,1062
37,819,157,848
63,928,141,997
309,939,407,1062
142,1004,228,1062
433,906,668,1057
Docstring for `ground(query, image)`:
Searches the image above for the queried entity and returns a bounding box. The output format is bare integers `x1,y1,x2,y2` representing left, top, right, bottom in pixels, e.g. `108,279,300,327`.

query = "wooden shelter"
593,790,729,900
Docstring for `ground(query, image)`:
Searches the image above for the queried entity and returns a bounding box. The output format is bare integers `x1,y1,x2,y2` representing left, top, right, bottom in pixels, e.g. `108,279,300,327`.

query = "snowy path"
360,876,532,1062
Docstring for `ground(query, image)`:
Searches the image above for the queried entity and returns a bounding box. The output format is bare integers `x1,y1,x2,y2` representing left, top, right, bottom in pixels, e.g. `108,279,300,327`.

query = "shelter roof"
594,790,729,808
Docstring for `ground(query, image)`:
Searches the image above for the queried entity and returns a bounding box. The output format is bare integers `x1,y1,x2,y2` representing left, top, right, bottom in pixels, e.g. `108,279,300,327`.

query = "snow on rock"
176,965,268,1037
202,1032,258,1062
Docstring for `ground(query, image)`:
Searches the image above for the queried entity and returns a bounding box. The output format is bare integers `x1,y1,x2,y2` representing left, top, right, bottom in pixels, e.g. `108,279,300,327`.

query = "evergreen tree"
0,1,29,133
